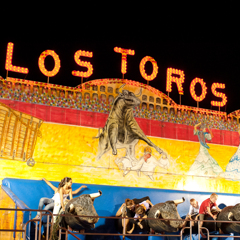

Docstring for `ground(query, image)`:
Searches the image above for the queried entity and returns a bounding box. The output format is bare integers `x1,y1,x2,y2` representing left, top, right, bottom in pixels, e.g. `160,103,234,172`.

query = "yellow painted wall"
0,188,23,240
0,122,240,194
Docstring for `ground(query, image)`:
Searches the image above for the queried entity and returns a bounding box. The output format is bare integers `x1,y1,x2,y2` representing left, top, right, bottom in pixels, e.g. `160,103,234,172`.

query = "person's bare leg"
127,223,135,234
219,228,224,234
122,218,129,239
199,221,206,238
122,218,129,229
182,215,189,228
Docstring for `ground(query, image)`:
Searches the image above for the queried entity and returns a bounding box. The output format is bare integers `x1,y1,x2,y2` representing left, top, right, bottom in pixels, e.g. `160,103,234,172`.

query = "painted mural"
0,77,237,132
1,77,240,194
0,102,42,165
188,122,224,177
222,127,240,180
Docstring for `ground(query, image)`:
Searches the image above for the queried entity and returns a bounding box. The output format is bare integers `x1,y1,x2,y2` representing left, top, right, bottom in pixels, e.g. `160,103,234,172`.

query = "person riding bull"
199,193,221,238
115,196,154,236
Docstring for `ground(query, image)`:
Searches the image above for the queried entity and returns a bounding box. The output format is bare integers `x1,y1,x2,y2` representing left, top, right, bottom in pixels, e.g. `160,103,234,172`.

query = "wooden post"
197,101,199,108
47,76,49,84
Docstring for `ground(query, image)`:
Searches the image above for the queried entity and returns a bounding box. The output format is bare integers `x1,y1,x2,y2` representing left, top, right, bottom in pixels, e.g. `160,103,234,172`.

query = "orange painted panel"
0,187,24,240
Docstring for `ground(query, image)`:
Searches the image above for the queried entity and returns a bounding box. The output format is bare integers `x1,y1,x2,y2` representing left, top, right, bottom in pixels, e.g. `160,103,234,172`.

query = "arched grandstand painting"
0,76,240,193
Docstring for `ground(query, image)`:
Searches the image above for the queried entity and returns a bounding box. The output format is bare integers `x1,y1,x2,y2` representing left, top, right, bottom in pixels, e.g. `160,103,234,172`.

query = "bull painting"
94,84,165,162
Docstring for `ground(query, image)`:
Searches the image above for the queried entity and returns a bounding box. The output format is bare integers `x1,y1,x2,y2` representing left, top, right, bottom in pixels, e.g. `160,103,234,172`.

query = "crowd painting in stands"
0,81,237,132
1,80,240,194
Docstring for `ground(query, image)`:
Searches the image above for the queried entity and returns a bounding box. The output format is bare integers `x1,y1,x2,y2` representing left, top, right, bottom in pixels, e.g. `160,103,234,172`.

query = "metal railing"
1,207,240,240
0,208,53,240
198,219,240,240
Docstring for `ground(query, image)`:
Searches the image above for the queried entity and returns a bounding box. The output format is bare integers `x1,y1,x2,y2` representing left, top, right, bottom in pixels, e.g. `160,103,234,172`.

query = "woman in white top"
52,177,102,222
33,177,87,220
52,177,73,222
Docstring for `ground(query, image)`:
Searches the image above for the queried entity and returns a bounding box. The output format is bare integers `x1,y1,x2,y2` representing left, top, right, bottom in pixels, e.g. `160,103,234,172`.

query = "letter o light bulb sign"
190,78,207,102
38,50,61,77
139,56,158,81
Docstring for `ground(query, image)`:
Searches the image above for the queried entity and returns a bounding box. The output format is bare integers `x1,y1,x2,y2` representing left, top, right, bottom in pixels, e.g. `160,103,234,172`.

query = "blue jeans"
37,197,54,216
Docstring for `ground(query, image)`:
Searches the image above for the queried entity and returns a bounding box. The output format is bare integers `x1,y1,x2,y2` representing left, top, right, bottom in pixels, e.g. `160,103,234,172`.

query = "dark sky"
0,3,239,114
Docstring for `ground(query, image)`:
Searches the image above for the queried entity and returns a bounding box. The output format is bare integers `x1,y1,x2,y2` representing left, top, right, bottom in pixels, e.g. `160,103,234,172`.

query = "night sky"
0,3,239,114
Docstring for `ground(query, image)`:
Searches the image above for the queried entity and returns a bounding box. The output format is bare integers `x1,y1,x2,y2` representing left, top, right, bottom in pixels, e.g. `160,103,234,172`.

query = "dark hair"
135,205,145,215
125,198,135,206
58,177,72,190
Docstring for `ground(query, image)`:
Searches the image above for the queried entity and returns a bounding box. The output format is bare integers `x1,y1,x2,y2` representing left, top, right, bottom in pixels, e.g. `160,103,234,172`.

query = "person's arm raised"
42,178,58,192
72,185,87,195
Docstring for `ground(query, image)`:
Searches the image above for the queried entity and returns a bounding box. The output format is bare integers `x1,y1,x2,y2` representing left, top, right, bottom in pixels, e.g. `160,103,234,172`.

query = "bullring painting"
0,77,240,194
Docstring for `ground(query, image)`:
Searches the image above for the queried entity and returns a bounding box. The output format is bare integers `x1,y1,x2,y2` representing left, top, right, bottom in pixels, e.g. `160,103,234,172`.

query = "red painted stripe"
0,99,238,146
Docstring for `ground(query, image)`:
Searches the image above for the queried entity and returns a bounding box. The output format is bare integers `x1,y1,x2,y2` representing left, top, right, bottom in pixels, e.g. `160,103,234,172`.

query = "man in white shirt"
188,198,201,216
130,146,169,181
183,198,201,228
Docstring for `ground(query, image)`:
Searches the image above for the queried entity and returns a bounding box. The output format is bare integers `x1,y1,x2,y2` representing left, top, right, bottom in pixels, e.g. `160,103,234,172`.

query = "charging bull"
59,194,99,231
216,204,240,234
147,198,185,233
95,84,165,161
